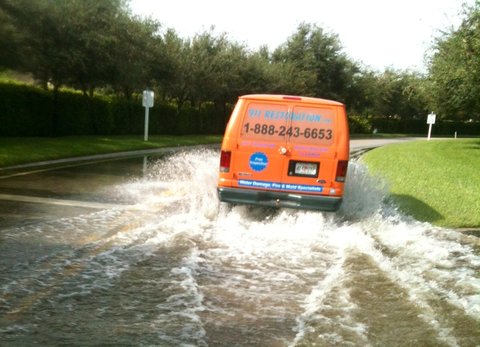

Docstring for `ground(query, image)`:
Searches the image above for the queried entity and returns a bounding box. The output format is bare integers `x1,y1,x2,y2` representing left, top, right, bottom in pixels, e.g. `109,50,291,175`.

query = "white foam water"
128,149,477,346
1,149,478,346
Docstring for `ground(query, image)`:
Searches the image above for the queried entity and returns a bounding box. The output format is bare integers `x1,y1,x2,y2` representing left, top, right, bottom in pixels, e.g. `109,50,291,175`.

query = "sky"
129,0,474,72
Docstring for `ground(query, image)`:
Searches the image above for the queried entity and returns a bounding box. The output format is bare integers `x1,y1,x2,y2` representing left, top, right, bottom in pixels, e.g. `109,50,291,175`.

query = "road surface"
1,138,478,346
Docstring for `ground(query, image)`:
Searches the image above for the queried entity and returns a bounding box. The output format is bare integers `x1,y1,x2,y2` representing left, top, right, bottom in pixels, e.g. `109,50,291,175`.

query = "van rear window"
290,106,334,145
241,102,334,145
241,103,289,142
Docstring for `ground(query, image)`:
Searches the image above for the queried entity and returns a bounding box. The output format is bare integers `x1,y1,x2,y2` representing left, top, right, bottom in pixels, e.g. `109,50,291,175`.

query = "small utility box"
427,112,436,140
142,90,154,141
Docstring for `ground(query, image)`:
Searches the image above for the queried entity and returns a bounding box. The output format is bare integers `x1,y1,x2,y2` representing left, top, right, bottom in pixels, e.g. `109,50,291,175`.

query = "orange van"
217,94,350,212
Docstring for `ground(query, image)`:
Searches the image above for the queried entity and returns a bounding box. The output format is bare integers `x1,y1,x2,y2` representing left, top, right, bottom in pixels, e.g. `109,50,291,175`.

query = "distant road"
350,137,423,151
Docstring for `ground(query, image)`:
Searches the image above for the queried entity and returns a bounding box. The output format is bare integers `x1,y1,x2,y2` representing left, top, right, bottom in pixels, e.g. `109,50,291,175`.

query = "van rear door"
233,101,289,190
281,104,337,192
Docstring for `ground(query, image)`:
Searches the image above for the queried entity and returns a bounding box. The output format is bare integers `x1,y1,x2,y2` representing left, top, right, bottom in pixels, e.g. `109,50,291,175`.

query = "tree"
0,4,23,71
0,0,128,91
272,23,357,101
157,29,193,109
108,13,163,98
0,0,164,98
236,46,277,95
0,0,147,134
428,2,480,121
188,30,231,105
371,69,428,119
345,68,378,115
64,0,131,96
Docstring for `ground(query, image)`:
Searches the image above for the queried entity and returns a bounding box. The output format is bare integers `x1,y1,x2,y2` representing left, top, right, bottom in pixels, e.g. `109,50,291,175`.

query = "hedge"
1,82,479,137
0,83,227,136
0,83,54,136
371,118,480,136
348,114,372,134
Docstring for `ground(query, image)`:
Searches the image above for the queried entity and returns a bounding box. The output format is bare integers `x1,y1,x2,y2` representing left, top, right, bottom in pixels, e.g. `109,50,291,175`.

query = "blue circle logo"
249,152,268,172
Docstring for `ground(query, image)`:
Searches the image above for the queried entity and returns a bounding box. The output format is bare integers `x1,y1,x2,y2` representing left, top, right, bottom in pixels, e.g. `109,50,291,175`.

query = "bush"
435,120,480,136
110,98,142,135
0,82,233,136
90,95,114,135
149,102,177,134
54,91,93,135
0,83,53,136
348,114,372,134
371,117,480,136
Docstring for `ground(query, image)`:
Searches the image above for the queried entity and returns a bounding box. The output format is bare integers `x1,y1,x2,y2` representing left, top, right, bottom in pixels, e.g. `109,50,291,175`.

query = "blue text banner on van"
238,179,324,193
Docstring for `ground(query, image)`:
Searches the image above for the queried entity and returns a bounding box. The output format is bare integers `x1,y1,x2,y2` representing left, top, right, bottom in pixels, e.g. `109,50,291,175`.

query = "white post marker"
427,112,436,140
142,90,154,141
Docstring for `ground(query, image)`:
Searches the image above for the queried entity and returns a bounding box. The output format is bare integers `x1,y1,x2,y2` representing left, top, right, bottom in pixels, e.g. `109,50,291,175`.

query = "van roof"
239,94,344,107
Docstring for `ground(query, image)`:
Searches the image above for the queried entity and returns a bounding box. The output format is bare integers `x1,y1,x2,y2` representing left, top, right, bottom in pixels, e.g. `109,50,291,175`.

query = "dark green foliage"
434,120,480,136
371,118,426,134
2,0,480,136
272,23,356,101
0,83,227,136
371,118,480,135
428,2,480,122
175,106,199,135
149,102,177,135
54,92,93,135
0,83,53,136
110,98,143,135
348,115,372,134
90,95,114,135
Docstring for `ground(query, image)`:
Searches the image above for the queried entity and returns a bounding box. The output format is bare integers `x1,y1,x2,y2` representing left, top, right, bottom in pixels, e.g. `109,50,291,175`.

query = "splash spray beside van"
217,94,350,212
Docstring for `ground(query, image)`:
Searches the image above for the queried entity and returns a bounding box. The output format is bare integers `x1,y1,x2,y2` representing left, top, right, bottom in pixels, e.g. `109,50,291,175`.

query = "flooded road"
0,148,479,346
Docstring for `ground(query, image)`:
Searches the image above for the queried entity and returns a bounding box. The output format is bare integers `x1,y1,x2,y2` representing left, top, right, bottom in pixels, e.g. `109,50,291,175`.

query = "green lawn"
0,135,222,168
362,139,480,228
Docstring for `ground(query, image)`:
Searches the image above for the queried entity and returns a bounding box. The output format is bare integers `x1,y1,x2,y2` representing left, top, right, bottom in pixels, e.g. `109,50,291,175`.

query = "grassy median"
0,135,222,168
362,139,480,228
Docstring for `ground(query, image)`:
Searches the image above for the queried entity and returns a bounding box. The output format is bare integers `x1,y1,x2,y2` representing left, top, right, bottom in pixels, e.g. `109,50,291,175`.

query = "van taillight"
335,160,348,182
220,151,231,172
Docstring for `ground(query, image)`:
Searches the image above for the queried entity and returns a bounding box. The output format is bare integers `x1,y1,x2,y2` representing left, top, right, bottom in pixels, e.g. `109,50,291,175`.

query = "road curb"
0,144,221,172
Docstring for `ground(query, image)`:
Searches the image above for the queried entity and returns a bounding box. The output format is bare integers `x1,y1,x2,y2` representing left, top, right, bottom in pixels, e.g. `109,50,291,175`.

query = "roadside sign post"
427,112,436,140
142,90,154,141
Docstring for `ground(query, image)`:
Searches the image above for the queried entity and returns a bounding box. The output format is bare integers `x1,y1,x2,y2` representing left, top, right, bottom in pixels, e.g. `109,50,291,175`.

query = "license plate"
295,162,318,176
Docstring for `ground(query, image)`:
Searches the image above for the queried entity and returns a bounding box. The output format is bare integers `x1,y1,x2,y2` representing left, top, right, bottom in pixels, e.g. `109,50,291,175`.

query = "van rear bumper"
217,187,342,212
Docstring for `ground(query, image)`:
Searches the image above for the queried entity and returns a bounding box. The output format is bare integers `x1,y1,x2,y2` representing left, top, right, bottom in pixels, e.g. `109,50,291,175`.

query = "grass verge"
362,139,480,228
0,135,222,168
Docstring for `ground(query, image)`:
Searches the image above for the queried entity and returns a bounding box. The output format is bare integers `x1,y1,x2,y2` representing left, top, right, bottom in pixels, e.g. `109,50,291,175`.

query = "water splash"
1,149,478,346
